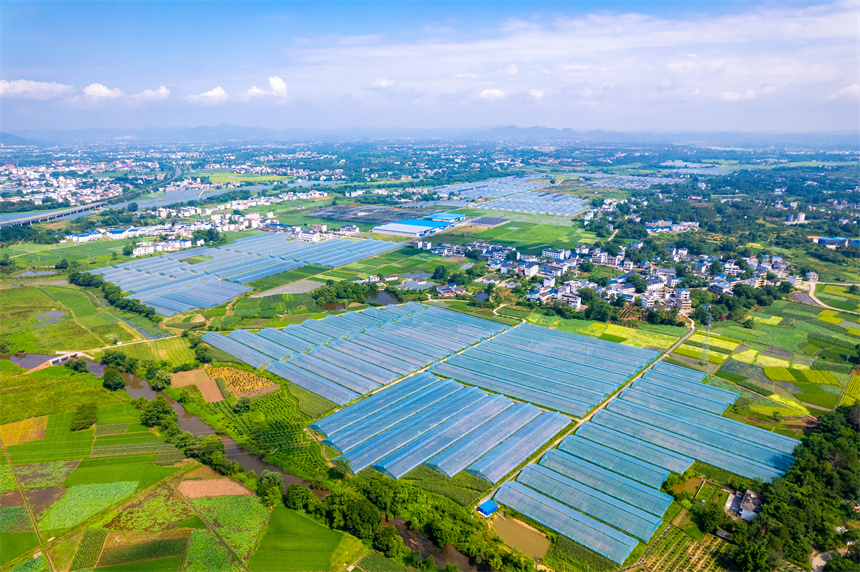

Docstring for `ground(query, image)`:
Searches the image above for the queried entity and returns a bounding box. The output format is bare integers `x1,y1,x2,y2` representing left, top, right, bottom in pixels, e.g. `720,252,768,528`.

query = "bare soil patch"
190,314,206,323
25,487,66,520
0,490,24,508
196,379,223,403
172,369,210,388
177,478,252,498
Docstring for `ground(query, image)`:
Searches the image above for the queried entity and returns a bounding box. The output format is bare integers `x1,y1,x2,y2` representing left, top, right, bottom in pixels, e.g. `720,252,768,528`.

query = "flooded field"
34,311,67,328
492,513,550,560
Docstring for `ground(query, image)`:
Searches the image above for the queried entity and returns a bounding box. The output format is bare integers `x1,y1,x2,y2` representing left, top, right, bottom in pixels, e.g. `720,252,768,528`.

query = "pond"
492,514,550,560
34,311,67,328
6,353,55,369
673,476,704,496
18,271,57,277
476,293,488,302
320,302,346,311
366,291,398,306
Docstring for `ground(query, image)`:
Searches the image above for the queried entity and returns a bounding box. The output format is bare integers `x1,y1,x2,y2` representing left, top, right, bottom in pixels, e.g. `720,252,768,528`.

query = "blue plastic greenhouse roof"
495,482,638,565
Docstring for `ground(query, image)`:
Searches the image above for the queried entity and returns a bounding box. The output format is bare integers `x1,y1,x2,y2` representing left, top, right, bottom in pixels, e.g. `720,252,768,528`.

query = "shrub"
70,402,97,431
102,369,125,391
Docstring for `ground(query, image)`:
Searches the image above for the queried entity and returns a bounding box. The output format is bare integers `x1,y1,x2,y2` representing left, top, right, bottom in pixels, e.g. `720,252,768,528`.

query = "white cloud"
478,88,505,100
0,79,74,99
454,72,479,79
373,78,396,89
131,85,170,102
268,76,288,98
529,89,544,99
828,83,860,100
244,85,270,98
83,83,122,99
186,86,228,104
505,63,518,74
243,76,288,99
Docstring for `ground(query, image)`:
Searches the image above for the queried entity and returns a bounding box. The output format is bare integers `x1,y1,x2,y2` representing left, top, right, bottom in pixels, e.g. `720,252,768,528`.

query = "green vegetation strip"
358,551,408,572
97,537,188,567
70,528,109,570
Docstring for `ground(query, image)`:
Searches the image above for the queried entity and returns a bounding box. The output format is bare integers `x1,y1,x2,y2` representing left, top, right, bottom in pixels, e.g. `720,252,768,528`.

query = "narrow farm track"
170,480,251,572
2,466,185,571
483,314,697,500
807,282,860,316
0,438,56,571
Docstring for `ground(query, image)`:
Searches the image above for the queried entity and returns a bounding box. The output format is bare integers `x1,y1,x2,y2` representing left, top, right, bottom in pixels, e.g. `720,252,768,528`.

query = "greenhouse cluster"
493,361,800,565
474,191,589,216
310,372,570,480
203,302,508,404
430,324,658,417
90,234,399,315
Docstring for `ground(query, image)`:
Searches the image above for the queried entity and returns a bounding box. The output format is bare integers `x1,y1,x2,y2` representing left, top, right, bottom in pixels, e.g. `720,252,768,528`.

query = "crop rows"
154,450,187,465
95,423,129,436
358,551,409,572
70,528,109,570
840,376,860,407
97,537,189,566
209,367,274,395
91,442,178,456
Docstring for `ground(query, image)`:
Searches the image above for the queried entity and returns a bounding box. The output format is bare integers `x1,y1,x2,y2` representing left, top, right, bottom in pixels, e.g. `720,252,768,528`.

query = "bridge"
0,201,108,228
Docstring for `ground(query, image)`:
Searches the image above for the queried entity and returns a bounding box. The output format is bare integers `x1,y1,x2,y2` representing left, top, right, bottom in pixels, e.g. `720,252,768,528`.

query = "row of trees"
68,272,160,322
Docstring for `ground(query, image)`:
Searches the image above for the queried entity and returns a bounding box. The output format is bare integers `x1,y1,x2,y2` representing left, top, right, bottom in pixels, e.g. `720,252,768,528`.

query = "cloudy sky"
2,0,857,133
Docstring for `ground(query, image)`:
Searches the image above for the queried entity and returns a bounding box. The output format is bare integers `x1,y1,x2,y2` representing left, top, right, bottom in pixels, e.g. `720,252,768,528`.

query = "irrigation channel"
7,353,309,489
8,352,485,569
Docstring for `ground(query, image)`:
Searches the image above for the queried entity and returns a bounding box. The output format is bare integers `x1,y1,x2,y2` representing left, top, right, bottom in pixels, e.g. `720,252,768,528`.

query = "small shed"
476,500,498,517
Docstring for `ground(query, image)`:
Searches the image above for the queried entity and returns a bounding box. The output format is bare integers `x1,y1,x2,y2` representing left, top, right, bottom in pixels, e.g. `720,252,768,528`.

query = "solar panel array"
495,361,800,564
310,372,569,479
203,302,508,405
434,175,546,200
475,191,589,217
90,234,400,315
430,323,657,417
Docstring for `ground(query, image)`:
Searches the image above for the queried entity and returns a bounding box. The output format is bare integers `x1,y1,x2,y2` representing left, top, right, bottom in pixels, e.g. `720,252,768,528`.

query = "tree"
102,369,125,391
233,397,251,414
373,525,404,558
127,202,138,212
64,358,88,373
431,265,448,281
122,244,134,256
627,273,648,293
70,402,97,431
257,470,284,500
579,261,594,273
55,258,69,270
849,285,860,296
141,395,175,427
150,369,172,391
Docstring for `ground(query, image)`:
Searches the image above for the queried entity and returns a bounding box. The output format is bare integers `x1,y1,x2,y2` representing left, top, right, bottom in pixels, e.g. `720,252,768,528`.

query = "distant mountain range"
3,125,857,148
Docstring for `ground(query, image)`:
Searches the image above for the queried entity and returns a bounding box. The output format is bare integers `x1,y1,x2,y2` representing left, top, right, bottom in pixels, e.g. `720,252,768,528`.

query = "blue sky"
2,1,857,132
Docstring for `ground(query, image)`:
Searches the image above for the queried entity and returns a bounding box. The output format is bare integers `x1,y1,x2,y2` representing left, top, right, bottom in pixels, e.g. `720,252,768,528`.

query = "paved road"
807,282,860,316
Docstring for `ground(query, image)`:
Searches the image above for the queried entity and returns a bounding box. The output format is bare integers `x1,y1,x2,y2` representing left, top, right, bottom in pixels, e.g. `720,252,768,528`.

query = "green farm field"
249,507,367,572
185,170,295,184
0,285,146,353
433,222,590,253
97,337,196,365
1,367,130,424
